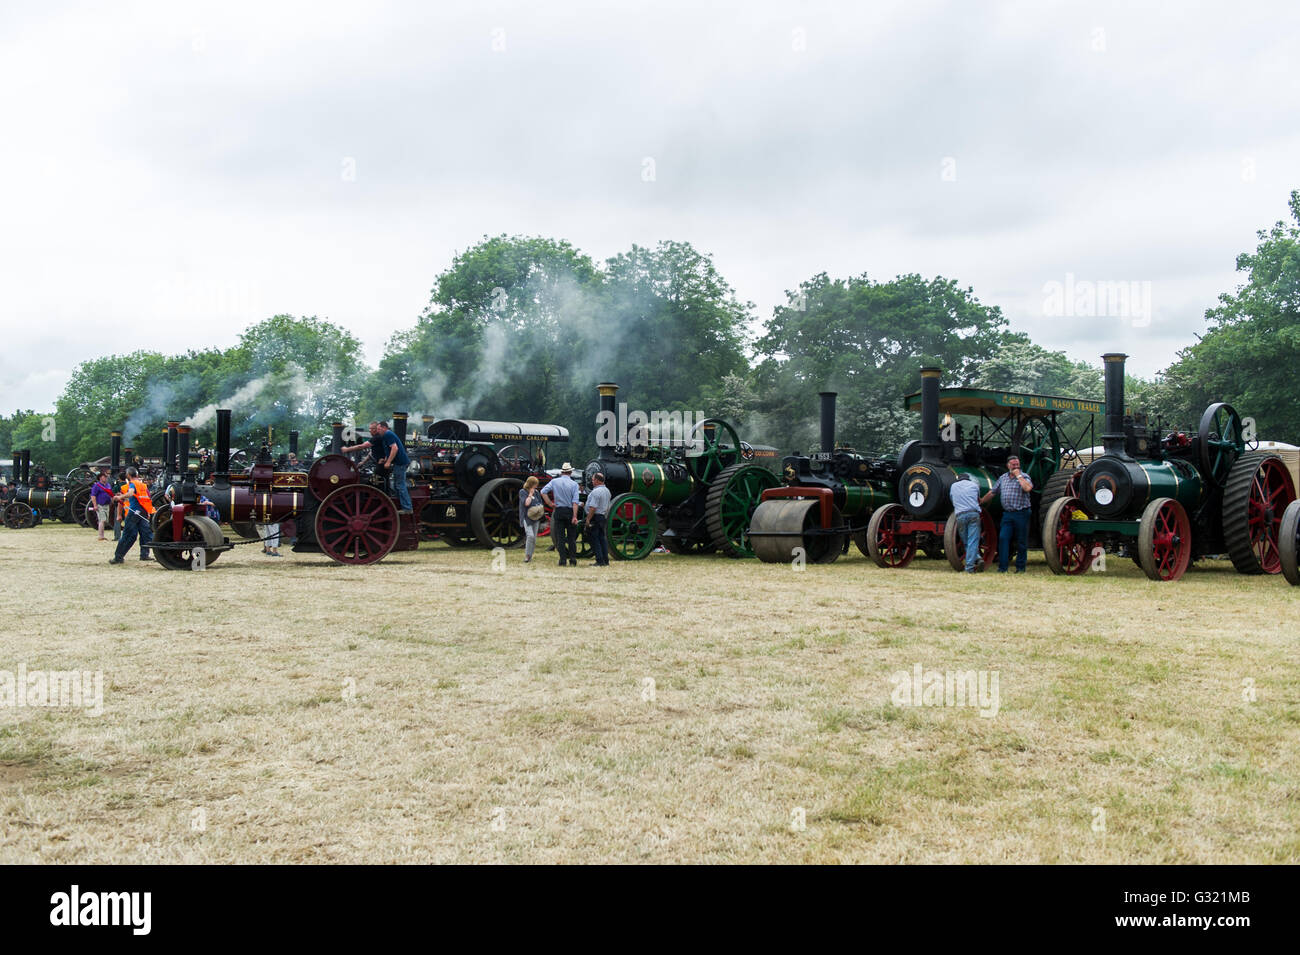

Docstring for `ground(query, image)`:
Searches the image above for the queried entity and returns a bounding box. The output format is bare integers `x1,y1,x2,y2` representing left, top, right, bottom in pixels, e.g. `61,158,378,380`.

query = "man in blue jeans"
981,455,1034,573
343,421,412,513
948,473,984,572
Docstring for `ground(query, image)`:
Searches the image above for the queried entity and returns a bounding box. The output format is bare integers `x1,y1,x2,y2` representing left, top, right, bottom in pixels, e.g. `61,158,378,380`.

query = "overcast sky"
2,0,1297,414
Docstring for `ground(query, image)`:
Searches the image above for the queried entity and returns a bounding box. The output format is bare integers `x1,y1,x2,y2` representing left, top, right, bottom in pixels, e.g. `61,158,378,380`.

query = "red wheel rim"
316,485,398,564
1246,457,1295,574
1053,497,1095,574
1148,499,1191,581
875,504,916,568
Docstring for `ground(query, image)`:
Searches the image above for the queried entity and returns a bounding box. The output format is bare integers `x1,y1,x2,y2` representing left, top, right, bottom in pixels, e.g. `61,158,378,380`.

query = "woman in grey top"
518,476,544,562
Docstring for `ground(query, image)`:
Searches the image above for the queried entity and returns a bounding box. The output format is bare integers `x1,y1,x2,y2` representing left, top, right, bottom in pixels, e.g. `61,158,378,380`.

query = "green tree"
752,272,1010,455
1161,190,1300,439
369,236,754,464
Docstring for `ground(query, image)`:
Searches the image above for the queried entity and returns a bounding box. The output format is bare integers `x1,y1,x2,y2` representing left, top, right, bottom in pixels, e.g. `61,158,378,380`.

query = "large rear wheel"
1222,452,1295,575
471,478,524,549
315,484,399,565
705,463,780,558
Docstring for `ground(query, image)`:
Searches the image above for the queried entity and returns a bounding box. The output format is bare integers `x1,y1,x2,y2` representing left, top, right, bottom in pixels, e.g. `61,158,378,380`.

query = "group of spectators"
518,463,612,567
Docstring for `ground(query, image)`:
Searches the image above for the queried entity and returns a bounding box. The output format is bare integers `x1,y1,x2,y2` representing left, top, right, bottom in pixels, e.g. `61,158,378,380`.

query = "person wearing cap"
542,463,581,566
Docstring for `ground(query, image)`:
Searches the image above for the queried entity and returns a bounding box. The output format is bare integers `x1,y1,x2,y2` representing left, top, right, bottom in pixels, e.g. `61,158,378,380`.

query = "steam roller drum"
309,453,361,499
153,513,225,571
471,477,524,549
1278,499,1300,586
749,498,847,564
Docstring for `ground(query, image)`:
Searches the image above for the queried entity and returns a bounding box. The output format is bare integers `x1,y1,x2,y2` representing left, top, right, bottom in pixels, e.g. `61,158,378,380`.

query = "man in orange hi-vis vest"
110,467,154,564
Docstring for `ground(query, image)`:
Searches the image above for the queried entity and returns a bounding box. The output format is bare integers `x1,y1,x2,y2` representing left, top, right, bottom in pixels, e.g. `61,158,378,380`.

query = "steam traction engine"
410,416,567,548
868,368,1096,571
1043,353,1295,582
748,392,899,564
151,409,427,568
583,382,778,559
3,450,96,528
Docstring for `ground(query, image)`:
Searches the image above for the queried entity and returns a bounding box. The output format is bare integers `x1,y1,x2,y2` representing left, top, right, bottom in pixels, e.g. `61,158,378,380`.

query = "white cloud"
1,0,1297,412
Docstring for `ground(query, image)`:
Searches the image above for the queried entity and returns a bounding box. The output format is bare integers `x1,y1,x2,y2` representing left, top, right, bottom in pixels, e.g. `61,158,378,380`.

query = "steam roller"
748,392,899,564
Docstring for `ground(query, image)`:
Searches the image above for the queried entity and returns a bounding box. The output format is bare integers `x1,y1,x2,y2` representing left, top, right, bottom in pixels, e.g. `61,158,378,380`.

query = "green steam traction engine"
748,392,900,564
866,367,1098,571
1042,353,1296,581
581,382,779,560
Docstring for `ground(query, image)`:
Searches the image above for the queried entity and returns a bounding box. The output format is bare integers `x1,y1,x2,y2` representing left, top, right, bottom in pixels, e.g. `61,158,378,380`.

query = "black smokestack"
21,449,31,485
110,431,122,481
920,367,942,449
598,383,618,458
331,422,344,455
392,412,408,444
166,422,179,480
289,430,299,457
177,425,191,477
1102,353,1128,456
819,392,836,454
215,409,231,476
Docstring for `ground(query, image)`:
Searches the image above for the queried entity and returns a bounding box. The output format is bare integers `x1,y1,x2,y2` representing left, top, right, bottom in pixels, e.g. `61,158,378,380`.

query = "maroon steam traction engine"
150,409,427,569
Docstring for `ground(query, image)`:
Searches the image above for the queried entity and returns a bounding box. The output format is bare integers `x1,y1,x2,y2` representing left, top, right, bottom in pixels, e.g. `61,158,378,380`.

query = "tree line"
4,191,1298,473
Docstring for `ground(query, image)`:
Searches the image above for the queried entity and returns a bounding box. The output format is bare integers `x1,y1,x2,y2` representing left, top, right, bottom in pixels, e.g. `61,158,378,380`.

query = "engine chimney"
920,367,942,452
819,392,837,454
597,382,619,458
21,449,31,485
392,412,408,444
1102,353,1129,457
177,425,191,476
110,431,122,481
215,409,232,479
167,422,180,480
331,422,344,455
288,430,299,457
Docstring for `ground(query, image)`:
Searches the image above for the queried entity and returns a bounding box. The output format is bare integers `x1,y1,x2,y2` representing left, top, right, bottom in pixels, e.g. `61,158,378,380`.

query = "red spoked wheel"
1042,496,1096,575
1137,497,1192,582
866,502,917,569
315,483,399,565
1222,452,1296,575
943,508,997,571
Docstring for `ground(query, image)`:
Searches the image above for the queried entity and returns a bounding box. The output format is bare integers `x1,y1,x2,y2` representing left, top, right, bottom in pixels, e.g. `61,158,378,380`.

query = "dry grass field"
1,522,1297,864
